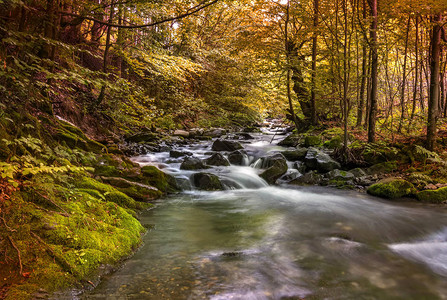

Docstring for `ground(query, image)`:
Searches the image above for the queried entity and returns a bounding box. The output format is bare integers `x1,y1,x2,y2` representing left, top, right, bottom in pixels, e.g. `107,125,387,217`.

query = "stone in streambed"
258,153,288,184
304,147,341,172
205,153,230,166
170,150,193,158
281,147,308,161
228,150,249,165
212,139,243,152
191,172,224,191
180,157,208,170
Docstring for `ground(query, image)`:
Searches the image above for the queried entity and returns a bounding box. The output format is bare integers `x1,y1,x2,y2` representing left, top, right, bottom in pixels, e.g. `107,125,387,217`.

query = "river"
83,126,447,300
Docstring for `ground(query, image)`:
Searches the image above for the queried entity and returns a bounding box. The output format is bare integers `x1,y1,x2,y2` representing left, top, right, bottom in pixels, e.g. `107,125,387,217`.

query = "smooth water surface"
84,126,447,300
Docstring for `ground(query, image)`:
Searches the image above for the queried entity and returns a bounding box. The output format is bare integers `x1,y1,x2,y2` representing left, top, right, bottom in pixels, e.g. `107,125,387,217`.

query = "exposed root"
7,235,23,275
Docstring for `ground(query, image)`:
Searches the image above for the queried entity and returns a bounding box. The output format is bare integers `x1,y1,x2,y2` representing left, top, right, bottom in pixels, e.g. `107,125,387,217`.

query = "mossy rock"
101,176,162,201
104,191,146,210
94,165,121,177
366,161,397,175
417,187,447,203
191,172,224,191
54,120,105,153
304,135,321,147
141,165,177,193
75,177,145,210
323,136,342,149
278,134,301,147
367,178,416,199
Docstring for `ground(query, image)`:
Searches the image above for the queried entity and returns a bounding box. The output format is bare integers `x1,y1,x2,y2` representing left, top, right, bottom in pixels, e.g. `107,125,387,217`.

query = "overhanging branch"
61,0,219,29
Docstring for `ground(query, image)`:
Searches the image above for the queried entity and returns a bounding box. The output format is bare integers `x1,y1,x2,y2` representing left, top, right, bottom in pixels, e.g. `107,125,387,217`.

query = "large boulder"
180,157,208,170
191,172,224,191
212,139,243,152
278,134,301,147
258,153,288,184
417,186,447,203
205,153,230,166
281,147,308,161
367,178,416,199
304,147,341,172
228,150,249,166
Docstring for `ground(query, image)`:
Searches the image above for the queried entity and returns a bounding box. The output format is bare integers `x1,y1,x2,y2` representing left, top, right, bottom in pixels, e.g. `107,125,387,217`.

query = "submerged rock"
191,172,224,191
212,139,243,152
205,153,230,166
367,178,416,199
258,153,288,184
304,147,341,172
180,157,208,170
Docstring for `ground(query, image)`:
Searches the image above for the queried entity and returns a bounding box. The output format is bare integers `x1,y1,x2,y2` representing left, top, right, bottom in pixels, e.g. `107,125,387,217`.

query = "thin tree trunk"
285,0,299,128
398,15,411,133
97,0,115,105
426,13,443,150
367,0,378,143
410,15,419,124
342,0,349,151
310,0,319,125
357,0,368,127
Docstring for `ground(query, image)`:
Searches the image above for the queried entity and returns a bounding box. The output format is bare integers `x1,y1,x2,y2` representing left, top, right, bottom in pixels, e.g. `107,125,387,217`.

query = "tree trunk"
357,0,368,127
367,0,378,143
284,0,299,129
398,15,411,133
96,0,115,105
410,15,419,124
310,0,319,125
426,13,443,151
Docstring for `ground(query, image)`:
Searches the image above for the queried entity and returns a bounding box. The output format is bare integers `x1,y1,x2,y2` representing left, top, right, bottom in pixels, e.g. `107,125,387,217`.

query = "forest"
1,0,447,298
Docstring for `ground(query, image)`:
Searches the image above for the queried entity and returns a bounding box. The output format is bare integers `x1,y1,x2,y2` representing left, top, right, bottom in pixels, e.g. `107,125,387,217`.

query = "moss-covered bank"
0,107,173,299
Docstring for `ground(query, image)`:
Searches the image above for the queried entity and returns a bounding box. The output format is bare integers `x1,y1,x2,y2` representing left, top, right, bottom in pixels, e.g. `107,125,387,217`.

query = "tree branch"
60,0,219,29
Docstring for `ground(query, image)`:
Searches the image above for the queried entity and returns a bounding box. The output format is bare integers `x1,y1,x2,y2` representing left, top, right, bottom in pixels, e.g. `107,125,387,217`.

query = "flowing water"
83,126,447,300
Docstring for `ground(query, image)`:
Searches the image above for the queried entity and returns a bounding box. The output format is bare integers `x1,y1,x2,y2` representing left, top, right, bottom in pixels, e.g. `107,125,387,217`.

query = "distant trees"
0,0,446,144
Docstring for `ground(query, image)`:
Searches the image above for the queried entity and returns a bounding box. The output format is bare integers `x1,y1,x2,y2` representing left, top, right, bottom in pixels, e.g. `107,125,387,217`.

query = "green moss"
140,166,169,191
115,185,161,202
323,136,342,149
2,175,145,299
76,176,116,193
367,161,397,174
304,135,321,147
104,191,146,210
417,187,447,203
367,178,416,199
94,165,120,177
